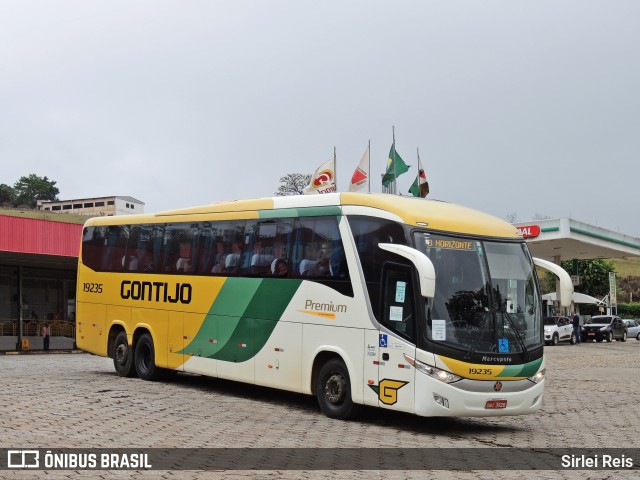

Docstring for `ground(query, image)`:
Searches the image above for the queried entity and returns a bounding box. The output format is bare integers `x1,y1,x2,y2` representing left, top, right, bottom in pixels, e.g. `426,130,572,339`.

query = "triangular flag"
349,145,370,192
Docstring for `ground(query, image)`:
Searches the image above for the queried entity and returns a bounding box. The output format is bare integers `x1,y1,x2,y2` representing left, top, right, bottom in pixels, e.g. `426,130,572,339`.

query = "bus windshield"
413,232,542,355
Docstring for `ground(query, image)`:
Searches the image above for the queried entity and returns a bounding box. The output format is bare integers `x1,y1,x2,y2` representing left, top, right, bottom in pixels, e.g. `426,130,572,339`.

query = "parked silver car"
623,319,640,340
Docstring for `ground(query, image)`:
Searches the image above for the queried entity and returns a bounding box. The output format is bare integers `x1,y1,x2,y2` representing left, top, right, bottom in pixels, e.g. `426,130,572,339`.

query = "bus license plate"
485,400,507,409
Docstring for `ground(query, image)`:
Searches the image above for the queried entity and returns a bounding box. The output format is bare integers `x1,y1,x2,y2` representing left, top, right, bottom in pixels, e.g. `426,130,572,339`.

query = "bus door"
375,263,417,414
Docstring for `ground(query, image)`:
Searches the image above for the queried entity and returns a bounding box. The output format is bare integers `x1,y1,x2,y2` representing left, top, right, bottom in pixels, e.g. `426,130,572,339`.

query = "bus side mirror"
533,257,574,307
378,243,436,298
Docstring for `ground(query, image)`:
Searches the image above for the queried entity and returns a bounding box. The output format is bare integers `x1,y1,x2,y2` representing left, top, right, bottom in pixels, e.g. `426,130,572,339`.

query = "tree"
505,212,518,223
545,258,616,299
0,183,14,207
275,173,311,196
12,174,60,208
618,275,640,303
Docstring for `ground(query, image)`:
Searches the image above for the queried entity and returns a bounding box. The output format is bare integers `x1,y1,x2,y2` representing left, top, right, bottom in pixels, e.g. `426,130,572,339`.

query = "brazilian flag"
381,144,409,187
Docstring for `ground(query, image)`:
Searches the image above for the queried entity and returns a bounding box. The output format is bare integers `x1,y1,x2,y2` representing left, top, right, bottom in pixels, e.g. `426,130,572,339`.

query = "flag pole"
392,126,397,195
368,139,371,193
416,147,420,187
333,146,337,192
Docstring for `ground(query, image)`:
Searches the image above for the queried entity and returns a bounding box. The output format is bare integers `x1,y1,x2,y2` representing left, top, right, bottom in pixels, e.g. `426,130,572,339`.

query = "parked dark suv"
581,315,628,343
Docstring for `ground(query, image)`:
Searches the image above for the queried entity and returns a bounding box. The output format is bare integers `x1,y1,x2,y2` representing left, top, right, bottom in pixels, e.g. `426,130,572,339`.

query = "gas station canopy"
513,218,640,262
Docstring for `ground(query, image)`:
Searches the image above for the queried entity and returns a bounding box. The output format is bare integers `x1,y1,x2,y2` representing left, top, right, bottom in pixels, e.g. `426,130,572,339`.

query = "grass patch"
0,207,90,224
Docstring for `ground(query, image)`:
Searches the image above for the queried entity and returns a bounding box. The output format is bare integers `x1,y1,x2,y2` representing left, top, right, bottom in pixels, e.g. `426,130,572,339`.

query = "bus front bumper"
414,374,545,417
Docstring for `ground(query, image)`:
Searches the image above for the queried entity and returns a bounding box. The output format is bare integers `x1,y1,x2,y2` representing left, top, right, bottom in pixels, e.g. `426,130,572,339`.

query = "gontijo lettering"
120,280,192,304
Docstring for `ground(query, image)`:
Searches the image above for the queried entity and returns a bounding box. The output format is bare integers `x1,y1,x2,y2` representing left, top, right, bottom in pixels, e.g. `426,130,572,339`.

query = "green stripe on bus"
180,278,302,362
179,278,261,357
210,278,262,317
498,358,542,378
212,278,301,362
258,206,342,218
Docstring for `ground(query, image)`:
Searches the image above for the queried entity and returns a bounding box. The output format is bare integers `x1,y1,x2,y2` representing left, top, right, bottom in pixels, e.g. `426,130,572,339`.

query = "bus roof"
84,193,519,239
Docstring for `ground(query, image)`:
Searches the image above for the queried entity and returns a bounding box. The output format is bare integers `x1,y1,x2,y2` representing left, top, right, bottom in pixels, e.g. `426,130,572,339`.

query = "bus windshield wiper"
502,312,529,361
464,313,489,360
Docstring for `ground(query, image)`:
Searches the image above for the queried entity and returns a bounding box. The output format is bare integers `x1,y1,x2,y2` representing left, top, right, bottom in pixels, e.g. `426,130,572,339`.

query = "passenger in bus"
315,257,331,276
273,258,288,277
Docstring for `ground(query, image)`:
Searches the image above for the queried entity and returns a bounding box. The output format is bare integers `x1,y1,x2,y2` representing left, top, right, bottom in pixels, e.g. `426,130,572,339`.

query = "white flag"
303,157,336,195
349,145,369,192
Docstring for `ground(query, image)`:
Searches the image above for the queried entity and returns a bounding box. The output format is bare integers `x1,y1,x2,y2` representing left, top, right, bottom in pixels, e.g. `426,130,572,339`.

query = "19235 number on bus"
83,283,103,293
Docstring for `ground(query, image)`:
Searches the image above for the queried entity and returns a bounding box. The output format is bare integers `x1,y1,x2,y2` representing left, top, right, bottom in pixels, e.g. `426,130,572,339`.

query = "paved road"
1,339,639,479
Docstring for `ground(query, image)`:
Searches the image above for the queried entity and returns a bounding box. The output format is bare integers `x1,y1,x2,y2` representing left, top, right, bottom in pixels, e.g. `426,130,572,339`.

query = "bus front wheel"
113,331,136,378
134,333,161,381
316,358,360,420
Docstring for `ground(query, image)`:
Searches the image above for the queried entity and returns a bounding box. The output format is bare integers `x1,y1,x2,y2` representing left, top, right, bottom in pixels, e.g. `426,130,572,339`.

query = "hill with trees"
0,174,59,208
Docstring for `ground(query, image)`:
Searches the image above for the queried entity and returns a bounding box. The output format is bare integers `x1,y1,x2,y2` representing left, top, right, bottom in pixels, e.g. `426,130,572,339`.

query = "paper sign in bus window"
432,319,446,341
395,281,406,303
389,306,403,322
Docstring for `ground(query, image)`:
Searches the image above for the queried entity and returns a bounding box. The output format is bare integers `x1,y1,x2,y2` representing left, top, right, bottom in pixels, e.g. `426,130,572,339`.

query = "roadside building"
37,195,144,216
0,209,86,351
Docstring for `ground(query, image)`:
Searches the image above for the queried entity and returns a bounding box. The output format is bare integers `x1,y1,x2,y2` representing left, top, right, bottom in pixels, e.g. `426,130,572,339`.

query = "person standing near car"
572,311,581,344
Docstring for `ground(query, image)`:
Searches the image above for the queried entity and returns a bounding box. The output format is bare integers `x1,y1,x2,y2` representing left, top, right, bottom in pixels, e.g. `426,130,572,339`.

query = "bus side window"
292,216,347,279
104,225,129,272
161,224,197,273
381,263,416,342
197,224,215,273
216,219,245,276
81,226,103,271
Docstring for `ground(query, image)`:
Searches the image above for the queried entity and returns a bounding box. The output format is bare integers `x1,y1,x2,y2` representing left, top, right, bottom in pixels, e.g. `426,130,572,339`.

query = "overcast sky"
1,1,639,237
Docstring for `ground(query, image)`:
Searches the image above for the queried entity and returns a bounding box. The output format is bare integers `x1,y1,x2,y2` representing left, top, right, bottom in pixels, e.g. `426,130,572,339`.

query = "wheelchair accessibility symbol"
498,339,509,353
379,334,388,348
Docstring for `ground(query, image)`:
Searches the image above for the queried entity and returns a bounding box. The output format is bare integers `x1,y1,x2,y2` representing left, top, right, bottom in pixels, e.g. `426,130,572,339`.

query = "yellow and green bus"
76,192,572,419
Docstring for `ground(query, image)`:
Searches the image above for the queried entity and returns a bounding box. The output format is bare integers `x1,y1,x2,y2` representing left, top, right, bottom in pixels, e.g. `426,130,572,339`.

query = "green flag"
381,144,409,187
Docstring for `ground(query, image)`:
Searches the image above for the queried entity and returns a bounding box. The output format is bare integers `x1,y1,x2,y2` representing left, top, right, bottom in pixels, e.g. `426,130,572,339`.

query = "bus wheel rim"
324,373,346,405
115,344,128,365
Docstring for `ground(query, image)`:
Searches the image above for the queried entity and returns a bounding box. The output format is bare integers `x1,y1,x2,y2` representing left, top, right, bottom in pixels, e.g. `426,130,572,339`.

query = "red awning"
0,215,82,258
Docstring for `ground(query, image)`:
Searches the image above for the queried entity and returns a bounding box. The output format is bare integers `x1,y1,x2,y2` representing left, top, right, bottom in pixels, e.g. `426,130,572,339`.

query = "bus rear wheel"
113,331,136,377
134,333,161,381
316,358,360,420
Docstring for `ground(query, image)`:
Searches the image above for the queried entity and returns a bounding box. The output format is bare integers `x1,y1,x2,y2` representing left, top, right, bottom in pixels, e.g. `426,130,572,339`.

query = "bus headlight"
404,354,461,384
528,369,545,384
